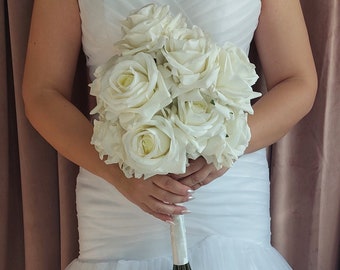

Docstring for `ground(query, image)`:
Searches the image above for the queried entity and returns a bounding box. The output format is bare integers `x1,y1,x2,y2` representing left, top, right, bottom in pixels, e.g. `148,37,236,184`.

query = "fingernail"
188,195,195,201
165,220,175,225
187,189,195,194
181,209,192,214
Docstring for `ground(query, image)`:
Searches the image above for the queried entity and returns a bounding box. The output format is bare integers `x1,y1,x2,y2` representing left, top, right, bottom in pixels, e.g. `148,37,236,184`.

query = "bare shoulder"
23,0,82,100
254,0,317,90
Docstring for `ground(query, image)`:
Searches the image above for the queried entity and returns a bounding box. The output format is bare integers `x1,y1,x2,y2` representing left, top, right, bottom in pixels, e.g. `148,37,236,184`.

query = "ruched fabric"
66,150,292,269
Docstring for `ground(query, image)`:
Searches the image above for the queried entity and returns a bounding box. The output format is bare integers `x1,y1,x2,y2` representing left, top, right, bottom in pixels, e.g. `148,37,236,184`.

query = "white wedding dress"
66,0,292,269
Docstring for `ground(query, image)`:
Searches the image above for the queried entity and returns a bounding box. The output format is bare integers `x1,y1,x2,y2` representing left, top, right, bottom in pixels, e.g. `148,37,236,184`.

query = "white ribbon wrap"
170,215,189,265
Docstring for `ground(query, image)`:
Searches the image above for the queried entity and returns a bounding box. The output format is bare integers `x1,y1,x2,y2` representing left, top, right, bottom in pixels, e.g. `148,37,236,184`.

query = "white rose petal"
170,89,225,156
121,115,188,179
118,4,187,56
91,119,124,164
201,111,251,169
161,26,220,97
90,52,172,128
214,42,261,114
201,133,230,169
224,110,251,158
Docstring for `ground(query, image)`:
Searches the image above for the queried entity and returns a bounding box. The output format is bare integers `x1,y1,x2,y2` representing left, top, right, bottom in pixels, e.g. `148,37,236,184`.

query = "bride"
22,0,317,269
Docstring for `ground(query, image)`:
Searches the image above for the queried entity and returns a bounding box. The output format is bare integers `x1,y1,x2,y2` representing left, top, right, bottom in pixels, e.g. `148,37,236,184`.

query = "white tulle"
67,0,293,269
68,236,291,270
66,236,291,270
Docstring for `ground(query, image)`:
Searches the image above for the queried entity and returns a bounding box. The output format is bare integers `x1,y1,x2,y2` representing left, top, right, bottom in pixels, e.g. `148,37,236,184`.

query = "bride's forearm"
246,0,318,154
23,89,193,221
23,89,119,184
245,75,317,153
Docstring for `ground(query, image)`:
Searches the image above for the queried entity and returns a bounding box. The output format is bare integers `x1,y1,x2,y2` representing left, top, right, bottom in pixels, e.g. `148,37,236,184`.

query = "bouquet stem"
170,215,192,269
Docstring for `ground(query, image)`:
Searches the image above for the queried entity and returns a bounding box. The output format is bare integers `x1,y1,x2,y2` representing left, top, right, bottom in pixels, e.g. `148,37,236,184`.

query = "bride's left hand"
171,157,228,190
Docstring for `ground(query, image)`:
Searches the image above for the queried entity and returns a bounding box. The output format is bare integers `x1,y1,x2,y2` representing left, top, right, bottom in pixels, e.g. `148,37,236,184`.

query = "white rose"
121,115,188,179
200,133,230,169
170,89,225,158
161,26,220,97
224,110,251,158
118,4,187,55
91,119,125,164
201,110,251,169
90,52,172,129
213,42,261,114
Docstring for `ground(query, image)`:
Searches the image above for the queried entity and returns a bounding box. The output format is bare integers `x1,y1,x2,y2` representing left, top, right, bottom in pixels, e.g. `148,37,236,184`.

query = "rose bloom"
118,4,187,56
201,110,251,169
90,52,172,129
213,43,261,114
169,89,226,159
91,119,124,165
120,115,188,179
160,26,220,97
224,110,251,158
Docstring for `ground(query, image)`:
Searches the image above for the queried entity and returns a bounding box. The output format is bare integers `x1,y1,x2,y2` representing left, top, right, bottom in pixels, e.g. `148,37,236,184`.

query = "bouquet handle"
170,214,189,266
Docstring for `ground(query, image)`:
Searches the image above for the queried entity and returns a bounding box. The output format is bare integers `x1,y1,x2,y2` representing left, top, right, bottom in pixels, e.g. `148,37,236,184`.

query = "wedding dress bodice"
78,0,261,77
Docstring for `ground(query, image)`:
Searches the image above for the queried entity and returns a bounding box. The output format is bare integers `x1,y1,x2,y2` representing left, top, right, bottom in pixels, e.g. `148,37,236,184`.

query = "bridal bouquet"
90,3,261,268
90,4,260,178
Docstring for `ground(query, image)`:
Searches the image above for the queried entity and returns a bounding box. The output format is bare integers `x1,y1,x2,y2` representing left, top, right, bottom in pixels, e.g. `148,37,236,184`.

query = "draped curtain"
0,0,339,269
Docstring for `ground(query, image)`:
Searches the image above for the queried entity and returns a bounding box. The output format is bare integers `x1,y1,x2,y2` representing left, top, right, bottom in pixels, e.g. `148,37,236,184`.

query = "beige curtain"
0,0,339,269
270,1,340,269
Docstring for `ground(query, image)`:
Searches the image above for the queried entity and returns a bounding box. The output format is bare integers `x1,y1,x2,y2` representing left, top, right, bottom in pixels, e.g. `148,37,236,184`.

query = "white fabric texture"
66,0,293,269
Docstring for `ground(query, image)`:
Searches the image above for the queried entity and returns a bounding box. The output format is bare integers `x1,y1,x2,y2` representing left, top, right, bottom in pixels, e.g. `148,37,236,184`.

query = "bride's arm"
246,0,318,152
22,0,192,223
178,0,317,189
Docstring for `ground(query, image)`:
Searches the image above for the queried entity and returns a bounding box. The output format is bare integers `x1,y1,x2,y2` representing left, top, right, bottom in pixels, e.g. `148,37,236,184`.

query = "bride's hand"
115,173,193,223
172,157,228,190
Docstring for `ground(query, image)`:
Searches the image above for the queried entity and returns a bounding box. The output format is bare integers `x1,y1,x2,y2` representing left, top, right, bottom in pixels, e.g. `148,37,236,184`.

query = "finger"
190,167,228,190
191,181,205,190
170,157,206,179
153,175,193,196
139,202,173,223
168,173,183,180
179,164,212,187
151,187,194,204
143,197,190,217
190,169,220,190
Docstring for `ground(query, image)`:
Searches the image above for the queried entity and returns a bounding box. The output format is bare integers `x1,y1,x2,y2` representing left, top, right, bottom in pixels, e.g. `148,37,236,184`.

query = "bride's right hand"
114,172,194,223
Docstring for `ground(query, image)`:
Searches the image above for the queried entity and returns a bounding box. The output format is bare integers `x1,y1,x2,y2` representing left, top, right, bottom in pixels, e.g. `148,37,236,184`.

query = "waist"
75,149,270,260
